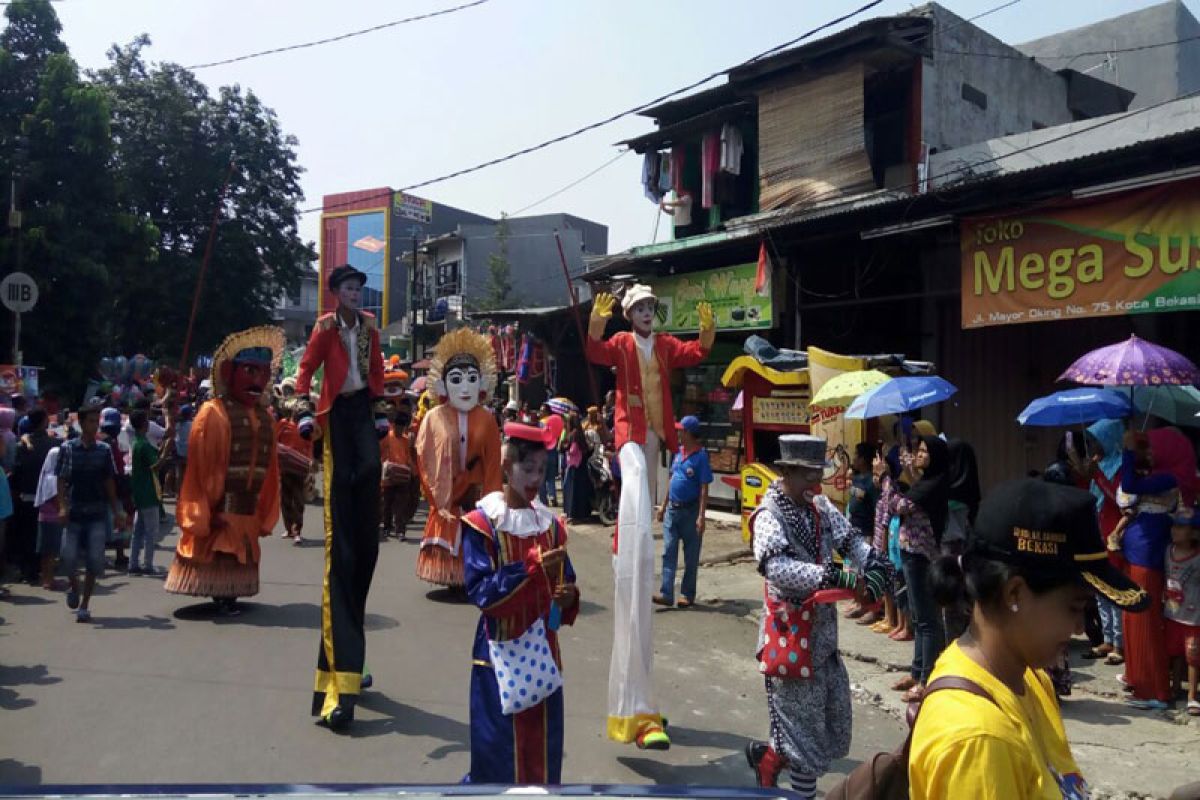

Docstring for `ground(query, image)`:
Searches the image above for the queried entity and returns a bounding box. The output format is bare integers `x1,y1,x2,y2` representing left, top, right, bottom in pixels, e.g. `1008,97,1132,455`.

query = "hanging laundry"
657,153,672,195
641,152,663,203
670,147,686,194
720,123,743,176
701,131,720,209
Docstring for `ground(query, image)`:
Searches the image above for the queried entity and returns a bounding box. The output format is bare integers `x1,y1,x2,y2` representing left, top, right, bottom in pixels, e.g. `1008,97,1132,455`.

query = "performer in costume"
295,264,389,732
165,326,284,616
743,435,893,794
415,328,503,588
461,422,580,784
585,283,714,750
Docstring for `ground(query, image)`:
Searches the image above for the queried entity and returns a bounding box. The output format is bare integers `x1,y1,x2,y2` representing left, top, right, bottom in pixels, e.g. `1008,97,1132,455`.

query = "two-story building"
587,1,1200,489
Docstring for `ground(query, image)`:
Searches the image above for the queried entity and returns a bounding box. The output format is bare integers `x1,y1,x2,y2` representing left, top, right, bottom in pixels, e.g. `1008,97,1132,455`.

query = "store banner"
962,178,1200,329
806,347,866,509
650,262,772,333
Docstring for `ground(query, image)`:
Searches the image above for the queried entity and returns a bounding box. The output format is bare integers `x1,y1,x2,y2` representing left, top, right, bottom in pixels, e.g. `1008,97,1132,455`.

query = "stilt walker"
415,328,503,588
165,326,284,615
295,264,388,732
585,284,714,750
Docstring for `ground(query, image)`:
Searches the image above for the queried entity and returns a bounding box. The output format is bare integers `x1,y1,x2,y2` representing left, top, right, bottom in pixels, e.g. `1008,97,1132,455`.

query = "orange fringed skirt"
416,545,464,588
165,553,260,598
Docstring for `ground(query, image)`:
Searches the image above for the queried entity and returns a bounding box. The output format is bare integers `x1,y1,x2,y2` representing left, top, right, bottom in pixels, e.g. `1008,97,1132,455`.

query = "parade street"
0,501,904,793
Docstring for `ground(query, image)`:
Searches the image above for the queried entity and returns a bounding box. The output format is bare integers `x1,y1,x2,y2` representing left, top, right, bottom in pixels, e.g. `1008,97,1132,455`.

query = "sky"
44,0,1197,257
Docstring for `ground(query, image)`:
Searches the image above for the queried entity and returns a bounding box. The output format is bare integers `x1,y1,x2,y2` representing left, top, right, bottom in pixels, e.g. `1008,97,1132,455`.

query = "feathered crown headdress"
428,327,497,397
211,325,285,403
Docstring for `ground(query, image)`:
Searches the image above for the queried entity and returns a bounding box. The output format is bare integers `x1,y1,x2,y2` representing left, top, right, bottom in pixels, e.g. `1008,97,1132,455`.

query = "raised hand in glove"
589,292,616,340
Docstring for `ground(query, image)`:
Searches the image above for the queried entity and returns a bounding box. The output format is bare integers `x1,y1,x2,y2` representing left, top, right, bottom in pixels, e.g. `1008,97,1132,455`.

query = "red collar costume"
585,285,714,752
297,264,388,734
295,309,384,424
584,331,709,455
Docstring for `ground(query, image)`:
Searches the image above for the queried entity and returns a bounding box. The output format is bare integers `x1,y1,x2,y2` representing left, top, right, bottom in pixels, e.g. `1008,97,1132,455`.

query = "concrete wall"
922,4,1075,153
456,214,609,309
1017,0,1200,109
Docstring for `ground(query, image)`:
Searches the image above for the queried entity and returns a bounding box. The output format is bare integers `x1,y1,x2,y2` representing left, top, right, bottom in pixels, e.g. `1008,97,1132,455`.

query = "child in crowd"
379,408,416,541
1165,508,1200,717
845,442,881,624
276,399,313,545
460,422,580,783
128,411,162,575
34,446,63,590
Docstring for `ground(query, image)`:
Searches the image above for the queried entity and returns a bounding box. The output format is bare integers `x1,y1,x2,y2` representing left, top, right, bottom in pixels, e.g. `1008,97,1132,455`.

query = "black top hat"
328,264,368,293
973,478,1149,611
774,434,830,470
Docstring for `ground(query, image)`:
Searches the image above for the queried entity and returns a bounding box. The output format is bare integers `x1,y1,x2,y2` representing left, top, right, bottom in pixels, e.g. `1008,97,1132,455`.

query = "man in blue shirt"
56,406,126,622
653,415,712,608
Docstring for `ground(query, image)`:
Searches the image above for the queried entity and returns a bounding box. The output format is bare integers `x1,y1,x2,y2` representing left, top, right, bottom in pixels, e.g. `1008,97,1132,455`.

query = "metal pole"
411,234,418,360
13,311,20,366
10,173,22,365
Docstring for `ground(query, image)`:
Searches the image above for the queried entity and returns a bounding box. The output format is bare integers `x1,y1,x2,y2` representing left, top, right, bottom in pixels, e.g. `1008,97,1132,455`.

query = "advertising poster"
806,347,866,509
0,365,40,397
650,262,772,333
962,177,1200,329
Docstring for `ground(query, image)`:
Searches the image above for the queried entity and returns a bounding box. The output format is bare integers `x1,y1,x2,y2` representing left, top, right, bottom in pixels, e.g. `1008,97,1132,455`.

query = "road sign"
0,272,38,313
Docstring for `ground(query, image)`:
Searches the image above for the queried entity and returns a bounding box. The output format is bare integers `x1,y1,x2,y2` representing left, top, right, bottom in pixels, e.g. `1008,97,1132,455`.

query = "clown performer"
165,326,284,616
295,263,388,732
585,283,714,750
415,328,503,588
460,422,581,784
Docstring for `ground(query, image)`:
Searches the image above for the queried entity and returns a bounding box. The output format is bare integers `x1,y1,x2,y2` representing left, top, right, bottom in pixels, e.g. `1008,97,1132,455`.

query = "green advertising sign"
650,262,772,333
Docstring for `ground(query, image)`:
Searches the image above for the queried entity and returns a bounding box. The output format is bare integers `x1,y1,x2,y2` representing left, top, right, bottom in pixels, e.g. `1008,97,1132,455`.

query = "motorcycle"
588,445,619,526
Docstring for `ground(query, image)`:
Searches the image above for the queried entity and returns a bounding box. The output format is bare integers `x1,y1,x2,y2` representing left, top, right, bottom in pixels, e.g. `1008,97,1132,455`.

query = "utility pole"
7,136,27,365
406,224,422,361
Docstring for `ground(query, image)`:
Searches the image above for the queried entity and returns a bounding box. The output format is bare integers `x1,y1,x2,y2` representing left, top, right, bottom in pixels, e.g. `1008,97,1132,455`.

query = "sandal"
1104,652,1124,666
1082,643,1113,660
870,620,892,633
844,604,866,619
892,676,918,692
901,685,926,703
1188,700,1200,717
856,610,883,626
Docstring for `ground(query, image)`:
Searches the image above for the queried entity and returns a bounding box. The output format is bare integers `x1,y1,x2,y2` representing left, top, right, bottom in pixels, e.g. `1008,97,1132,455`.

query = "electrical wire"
296,0,887,218
185,0,490,70
511,149,631,216
934,32,1200,61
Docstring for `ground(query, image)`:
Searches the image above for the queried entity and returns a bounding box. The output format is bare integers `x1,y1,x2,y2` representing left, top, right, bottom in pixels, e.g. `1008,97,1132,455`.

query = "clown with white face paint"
585,282,715,751
415,329,503,588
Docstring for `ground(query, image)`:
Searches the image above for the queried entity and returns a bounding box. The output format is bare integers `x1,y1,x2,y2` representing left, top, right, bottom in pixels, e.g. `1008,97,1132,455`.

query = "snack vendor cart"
720,356,812,542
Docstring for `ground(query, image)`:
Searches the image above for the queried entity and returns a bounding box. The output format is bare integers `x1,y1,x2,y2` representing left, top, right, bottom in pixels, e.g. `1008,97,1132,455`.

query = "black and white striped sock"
789,769,817,800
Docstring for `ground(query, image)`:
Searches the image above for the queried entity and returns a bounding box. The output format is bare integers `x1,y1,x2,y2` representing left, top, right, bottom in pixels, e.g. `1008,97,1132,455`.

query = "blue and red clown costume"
460,422,580,784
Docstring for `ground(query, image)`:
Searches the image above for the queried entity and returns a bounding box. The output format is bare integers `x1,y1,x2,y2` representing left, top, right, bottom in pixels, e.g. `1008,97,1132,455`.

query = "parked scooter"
588,444,619,526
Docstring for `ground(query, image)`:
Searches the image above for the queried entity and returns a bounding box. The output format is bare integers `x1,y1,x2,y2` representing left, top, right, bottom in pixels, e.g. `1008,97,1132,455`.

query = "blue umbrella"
1017,388,1131,427
845,376,958,419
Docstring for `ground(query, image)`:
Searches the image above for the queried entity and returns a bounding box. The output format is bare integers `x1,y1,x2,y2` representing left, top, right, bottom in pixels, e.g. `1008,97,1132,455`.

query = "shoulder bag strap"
902,675,1000,757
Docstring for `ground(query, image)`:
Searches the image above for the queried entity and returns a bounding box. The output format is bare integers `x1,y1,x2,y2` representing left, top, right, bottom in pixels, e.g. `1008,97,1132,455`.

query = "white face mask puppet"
445,364,482,412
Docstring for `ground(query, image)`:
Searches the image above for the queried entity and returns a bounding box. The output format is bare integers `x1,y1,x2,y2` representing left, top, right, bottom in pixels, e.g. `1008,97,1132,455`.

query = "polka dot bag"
756,586,817,679
487,618,563,715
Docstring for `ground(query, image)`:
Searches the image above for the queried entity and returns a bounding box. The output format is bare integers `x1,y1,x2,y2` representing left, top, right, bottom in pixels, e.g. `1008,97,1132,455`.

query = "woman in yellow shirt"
910,478,1150,800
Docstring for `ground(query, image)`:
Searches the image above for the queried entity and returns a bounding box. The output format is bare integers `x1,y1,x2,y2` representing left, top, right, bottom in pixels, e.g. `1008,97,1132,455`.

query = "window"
436,261,461,296
961,83,988,110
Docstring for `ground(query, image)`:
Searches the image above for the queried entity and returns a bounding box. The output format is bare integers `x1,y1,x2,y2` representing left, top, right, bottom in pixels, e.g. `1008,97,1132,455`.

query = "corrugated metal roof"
927,95,1200,189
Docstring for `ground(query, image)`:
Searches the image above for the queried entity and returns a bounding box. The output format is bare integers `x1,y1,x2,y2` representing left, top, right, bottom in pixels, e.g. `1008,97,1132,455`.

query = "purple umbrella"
1058,334,1200,387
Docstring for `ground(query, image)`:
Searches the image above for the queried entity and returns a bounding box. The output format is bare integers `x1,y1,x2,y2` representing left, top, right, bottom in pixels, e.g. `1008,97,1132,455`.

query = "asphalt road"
1,500,903,793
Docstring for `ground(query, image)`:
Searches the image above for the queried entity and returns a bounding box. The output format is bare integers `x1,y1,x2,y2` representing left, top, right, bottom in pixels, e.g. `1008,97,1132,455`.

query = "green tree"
0,0,150,394
477,212,513,311
94,37,315,364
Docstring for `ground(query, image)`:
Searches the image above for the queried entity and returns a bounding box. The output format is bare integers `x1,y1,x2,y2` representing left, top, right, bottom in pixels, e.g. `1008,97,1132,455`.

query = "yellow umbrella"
810,369,891,409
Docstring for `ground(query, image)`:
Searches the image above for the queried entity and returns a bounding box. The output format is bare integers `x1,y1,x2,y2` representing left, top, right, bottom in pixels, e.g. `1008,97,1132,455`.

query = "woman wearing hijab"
561,411,593,523
873,432,950,702
1120,427,1197,709
1084,419,1127,665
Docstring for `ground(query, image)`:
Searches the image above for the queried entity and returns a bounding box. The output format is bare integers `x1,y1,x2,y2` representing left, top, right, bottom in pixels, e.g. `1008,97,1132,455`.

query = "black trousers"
312,389,381,718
